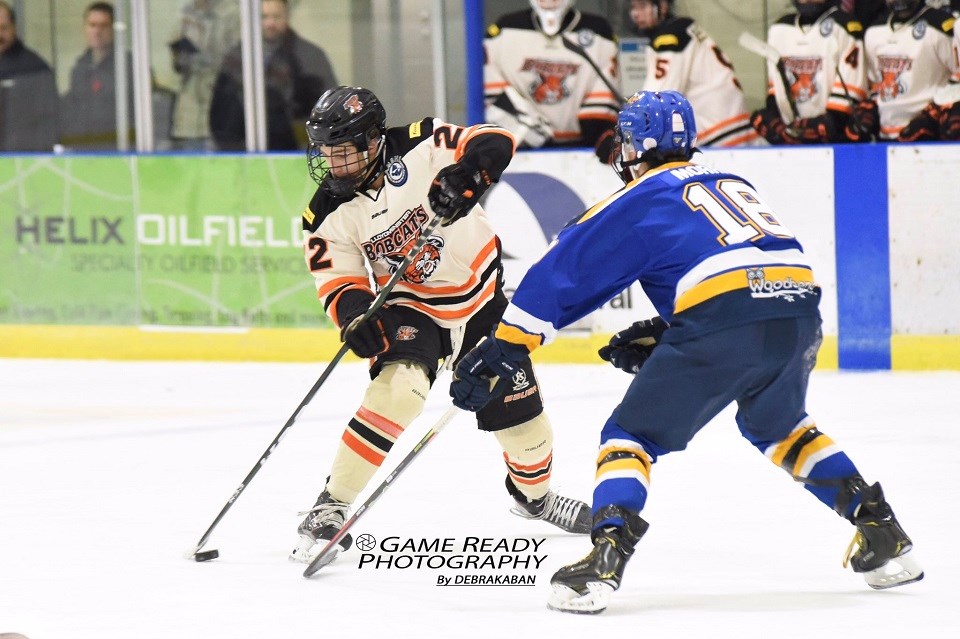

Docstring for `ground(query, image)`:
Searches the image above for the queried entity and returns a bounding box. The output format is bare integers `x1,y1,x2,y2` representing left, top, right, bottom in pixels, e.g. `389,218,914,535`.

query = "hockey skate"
289,490,353,564
843,481,923,589
505,475,592,534
547,506,649,614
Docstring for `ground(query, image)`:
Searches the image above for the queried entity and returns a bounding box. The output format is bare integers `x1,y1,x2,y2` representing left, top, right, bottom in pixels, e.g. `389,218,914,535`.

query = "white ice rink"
1,358,957,639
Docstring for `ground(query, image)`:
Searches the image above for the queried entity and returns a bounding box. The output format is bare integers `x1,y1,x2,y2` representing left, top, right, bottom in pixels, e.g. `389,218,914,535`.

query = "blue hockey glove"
450,335,529,411
598,317,668,374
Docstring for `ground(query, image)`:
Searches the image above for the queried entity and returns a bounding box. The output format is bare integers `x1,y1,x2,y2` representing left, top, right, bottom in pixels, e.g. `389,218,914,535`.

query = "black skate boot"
547,505,649,614
505,475,592,534
843,481,923,589
289,490,353,564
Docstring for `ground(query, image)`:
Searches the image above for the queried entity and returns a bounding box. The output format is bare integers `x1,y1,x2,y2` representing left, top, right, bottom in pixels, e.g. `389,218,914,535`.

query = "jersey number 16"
683,179,795,246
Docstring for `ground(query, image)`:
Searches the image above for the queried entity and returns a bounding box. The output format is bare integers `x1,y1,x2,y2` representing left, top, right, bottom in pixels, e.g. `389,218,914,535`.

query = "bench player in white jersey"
483,0,621,163
289,86,591,563
628,0,758,147
752,0,873,144
450,90,923,614
855,0,958,140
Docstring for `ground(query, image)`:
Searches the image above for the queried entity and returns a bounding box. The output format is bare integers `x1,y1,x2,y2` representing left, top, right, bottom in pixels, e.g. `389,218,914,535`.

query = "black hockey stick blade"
303,406,460,578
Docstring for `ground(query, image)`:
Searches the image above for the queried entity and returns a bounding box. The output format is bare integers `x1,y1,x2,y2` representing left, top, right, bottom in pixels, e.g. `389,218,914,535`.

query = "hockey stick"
559,34,626,105
737,31,798,123
186,214,446,561
303,405,461,577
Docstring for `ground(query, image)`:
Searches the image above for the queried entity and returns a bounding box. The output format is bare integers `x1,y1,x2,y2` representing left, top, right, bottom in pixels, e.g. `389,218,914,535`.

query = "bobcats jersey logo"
521,58,578,105
395,326,419,341
785,57,823,104
343,94,364,114
403,235,445,284
875,56,912,101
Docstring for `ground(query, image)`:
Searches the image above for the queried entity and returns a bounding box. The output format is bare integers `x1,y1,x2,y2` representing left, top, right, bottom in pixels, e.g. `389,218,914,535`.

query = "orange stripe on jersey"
376,238,498,295
698,113,750,140
503,451,552,473
484,81,510,91
356,406,404,439
720,131,760,147
585,91,616,100
453,125,517,161
398,279,497,321
508,471,551,485
578,113,618,123
833,82,866,100
317,276,371,300
342,430,385,466
552,131,581,139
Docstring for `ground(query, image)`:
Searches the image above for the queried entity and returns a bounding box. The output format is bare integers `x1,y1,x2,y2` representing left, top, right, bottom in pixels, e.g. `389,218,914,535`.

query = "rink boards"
0,144,957,369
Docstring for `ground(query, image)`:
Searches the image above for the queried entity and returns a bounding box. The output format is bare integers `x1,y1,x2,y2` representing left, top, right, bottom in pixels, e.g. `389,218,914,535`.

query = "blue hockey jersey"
497,161,822,350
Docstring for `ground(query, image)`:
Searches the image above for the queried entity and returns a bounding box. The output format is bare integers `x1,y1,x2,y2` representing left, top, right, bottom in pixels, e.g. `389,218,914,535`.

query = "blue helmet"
616,90,697,168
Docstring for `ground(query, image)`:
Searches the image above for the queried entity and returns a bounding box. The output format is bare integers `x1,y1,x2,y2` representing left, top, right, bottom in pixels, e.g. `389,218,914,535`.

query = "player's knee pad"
362,360,430,427
495,412,553,499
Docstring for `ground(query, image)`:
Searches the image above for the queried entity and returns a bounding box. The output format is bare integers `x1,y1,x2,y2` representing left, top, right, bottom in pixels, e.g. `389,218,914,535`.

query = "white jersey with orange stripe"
864,6,957,139
483,9,621,146
639,17,758,147
766,8,868,120
302,118,509,329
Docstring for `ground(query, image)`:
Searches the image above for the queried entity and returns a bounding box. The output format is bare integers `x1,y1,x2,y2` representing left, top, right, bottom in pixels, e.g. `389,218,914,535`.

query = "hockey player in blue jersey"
449,90,923,614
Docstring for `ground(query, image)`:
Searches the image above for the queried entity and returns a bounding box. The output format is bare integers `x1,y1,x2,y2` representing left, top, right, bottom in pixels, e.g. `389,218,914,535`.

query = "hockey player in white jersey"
484,0,621,163
628,0,758,147
751,0,873,144
855,0,958,140
290,86,591,564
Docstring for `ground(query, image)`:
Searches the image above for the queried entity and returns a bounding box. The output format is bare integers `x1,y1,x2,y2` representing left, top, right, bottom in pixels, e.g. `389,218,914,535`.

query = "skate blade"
864,549,925,590
546,582,613,614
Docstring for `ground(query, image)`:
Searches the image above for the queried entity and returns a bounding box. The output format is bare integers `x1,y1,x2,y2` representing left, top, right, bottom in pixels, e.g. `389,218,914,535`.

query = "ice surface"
1,359,957,638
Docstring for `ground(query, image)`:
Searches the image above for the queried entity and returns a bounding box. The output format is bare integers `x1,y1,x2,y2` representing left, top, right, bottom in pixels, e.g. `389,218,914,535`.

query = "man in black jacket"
0,1,58,152
209,0,337,151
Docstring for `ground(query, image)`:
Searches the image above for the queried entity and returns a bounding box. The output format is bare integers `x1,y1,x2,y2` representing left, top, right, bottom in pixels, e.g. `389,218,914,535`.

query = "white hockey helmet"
529,0,574,37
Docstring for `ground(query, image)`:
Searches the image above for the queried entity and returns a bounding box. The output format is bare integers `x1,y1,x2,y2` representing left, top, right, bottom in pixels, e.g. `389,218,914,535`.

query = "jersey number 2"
683,180,795,246
307,237,332,271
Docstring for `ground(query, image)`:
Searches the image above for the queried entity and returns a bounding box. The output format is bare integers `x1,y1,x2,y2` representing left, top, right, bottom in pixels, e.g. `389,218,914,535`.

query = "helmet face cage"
305,86,387,196
615,90,697,180
529,0,574,36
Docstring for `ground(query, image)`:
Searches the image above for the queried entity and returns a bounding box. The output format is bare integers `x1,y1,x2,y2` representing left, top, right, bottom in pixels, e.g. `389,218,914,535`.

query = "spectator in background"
750,0,872,145
168,0,241,150
209,0,337,151
0,0,58,152
60,2,134,150
854,0,958,141
484,0,621,164
628,0,758,147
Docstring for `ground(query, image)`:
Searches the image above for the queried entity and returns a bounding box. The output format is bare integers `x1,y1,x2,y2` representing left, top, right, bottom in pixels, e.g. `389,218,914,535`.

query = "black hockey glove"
598,317,668,374
428,162,492,227
340,306,399,359
898,102,943,142
450,335,529,412
750,108,799,145
846,99,879,142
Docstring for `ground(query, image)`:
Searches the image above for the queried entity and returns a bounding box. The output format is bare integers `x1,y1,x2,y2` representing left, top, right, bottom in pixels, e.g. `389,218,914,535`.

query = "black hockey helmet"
792,0,838,21
306,86,387,196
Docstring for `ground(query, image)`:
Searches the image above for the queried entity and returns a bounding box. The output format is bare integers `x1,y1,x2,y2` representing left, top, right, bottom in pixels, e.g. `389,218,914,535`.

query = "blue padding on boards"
464,0,485,126
833,145,891,369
